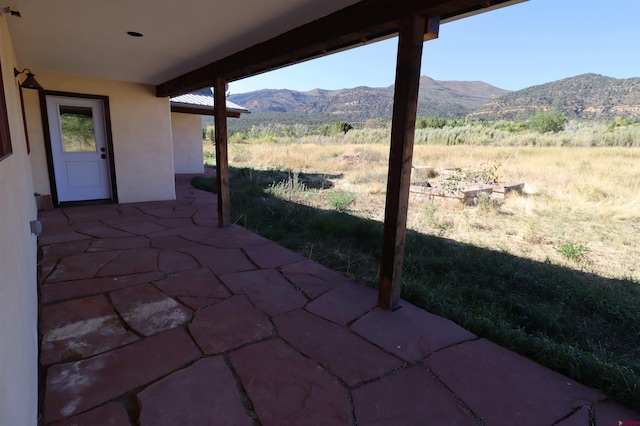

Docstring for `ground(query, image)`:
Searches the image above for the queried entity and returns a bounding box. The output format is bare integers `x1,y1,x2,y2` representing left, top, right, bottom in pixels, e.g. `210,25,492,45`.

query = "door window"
59,106,96,153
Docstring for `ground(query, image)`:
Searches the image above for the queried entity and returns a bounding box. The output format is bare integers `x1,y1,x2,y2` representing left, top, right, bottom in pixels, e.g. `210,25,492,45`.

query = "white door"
46,96,112,202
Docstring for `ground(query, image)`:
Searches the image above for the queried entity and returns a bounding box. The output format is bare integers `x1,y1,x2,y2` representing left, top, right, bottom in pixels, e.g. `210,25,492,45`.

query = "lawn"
198,133,640,409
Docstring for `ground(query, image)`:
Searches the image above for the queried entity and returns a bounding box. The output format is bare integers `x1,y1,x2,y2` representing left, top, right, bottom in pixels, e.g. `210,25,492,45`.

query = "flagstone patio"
37,174,639,425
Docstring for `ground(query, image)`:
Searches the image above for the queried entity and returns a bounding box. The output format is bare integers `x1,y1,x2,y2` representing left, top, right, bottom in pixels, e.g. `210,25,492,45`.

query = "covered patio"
37,174,638,425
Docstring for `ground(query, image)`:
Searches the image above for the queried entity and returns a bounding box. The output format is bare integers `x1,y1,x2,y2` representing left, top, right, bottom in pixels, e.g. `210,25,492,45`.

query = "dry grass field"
205,142,640,282
200,135,640,406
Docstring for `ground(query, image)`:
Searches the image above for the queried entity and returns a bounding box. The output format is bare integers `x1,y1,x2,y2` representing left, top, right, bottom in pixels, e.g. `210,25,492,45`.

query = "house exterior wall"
0,17,39,426
171,112,204,174
26,71,176,204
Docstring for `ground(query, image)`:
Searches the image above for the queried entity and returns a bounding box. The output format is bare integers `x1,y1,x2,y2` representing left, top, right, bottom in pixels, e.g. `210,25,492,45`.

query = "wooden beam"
213,77,231,228
379,14,435,310
170,105,241,118
423,16,441,41
156,0,519,97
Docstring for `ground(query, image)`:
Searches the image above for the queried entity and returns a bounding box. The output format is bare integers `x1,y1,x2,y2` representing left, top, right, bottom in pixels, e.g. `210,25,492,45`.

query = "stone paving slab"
230,339,351,425
152,217,195,229
351,301,476,362
276,309,403,386
96,248,160,277
220,269,308,316
45,251,122,283
148,234,203,250
40,295,138,365
38,230,91,246
279,259,347,299
41,240,92,261
191,193,217,205
138,357,251,426
44,328,200,423
50,402,131,426
244,242,307,269
110,284,192,336
306,280,378,325
178,296,224,310
112,204,147,218
425,338,604,425
139,204,198,219
39,240,92,280
189,295,273,354
182,245,257,275
108,220,169,236
153,267,230,299
157,249,200,273
63,205,123,225
280,258,353,284
594,400,640,425
37,208,69,228
75,224,135,238
87,236,150,251
556,406,591,426
144,225,207,239
352,366,477,425
181,224,270,248
40,272,165,304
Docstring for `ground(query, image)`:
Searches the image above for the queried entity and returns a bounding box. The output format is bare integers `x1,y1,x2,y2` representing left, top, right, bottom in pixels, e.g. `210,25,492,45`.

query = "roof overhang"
156,0,526,97
6,0,525,99
7,0,362,87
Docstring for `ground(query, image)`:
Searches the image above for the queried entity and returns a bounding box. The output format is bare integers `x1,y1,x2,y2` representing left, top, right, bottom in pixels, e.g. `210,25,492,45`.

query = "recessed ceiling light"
127,31,143,37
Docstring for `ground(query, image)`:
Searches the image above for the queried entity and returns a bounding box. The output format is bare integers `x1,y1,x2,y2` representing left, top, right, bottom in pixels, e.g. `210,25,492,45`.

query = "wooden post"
213,77,230,227
379,15,438,310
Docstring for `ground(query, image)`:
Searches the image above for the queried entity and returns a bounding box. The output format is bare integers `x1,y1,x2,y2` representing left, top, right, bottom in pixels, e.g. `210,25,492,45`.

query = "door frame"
40,90,118,206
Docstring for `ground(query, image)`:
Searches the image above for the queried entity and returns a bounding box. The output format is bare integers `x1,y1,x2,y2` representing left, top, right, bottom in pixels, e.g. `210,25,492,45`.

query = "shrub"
476,192,501,212
522,222,543,244
337,121,354,134
267,172,308,202
556,241,588,262
528,109,568,133
190,176,217,193
327,190,356,212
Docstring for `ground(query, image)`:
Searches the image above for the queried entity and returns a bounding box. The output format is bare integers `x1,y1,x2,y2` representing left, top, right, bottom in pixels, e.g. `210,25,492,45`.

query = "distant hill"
469,74,640,121
222,73,640,130
226,76,508,128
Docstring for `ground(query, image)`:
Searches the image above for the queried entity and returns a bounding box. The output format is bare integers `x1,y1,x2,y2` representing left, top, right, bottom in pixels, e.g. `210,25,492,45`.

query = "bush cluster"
205,116,640,148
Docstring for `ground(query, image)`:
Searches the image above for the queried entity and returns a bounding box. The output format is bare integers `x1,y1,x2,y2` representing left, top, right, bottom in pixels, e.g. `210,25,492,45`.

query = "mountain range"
225,73,640,127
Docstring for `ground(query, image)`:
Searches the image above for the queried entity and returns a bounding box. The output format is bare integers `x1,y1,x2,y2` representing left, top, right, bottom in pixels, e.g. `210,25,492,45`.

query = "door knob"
101,154,106,159
100,147,106,152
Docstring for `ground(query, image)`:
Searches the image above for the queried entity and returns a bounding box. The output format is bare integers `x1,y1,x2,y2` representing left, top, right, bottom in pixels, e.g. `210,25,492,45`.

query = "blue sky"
228,0,640,94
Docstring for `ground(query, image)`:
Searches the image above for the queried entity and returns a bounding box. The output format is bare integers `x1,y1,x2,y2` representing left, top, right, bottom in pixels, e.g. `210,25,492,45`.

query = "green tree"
426,116,448,129
528,108,567,133
336,121,354,134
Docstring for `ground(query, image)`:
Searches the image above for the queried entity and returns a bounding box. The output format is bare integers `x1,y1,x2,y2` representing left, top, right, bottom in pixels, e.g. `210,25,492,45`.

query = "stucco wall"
171,112,204,174
27,71,176,204
0,17,39,426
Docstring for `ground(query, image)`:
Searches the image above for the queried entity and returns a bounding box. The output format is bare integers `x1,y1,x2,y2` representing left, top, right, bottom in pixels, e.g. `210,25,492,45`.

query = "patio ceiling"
7,0,360,86
156,0,525,97
7,0,524,97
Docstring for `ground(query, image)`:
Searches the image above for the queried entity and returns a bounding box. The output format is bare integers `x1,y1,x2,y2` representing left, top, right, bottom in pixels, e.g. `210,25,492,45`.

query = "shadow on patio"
37,174,638,425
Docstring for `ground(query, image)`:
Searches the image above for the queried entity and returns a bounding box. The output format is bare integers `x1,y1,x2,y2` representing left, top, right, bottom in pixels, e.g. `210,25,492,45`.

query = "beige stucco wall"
0,16,39,426
26,71,176,203
171,112,204,174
